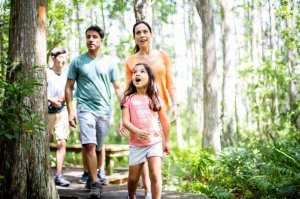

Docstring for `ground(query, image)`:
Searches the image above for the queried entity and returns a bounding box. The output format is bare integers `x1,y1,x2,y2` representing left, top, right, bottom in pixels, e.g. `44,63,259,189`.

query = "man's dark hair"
85,25,105,39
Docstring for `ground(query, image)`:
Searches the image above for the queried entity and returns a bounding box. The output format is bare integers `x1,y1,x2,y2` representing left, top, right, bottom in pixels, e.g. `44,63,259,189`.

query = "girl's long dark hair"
132,21,152,53
121,63,161,112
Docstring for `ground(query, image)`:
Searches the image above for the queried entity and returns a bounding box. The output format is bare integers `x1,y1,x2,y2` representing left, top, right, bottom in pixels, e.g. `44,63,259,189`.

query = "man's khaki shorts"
48,110,70,140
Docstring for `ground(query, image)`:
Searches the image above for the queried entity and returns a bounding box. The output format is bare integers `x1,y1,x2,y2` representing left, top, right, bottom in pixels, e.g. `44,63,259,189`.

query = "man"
65,25,122,198
47,47,70,187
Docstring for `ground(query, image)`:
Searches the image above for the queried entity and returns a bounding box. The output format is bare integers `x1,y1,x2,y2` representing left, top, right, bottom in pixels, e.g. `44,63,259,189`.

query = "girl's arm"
158,107,170,154
122,107,149,139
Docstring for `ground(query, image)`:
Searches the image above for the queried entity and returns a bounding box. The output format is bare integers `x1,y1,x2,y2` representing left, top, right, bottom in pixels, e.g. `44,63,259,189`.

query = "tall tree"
195,0,221,152
0,0,2,65
0,0,58,198
284,0,298,125
220,0,236,146
0,0,3,78
134,0,153,25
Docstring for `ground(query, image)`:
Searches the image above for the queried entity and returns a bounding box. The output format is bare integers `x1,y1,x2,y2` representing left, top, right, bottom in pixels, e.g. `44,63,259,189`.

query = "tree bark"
220,0,236,146
0,0,5,78
0,0,59,198
195,0,221,152
134,0,153,25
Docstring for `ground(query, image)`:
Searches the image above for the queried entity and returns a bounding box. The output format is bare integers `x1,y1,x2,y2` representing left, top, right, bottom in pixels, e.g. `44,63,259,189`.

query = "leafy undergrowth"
163,137,300,199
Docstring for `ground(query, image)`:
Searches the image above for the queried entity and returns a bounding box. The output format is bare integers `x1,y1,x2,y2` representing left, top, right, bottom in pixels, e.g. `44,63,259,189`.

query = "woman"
121,20,179,199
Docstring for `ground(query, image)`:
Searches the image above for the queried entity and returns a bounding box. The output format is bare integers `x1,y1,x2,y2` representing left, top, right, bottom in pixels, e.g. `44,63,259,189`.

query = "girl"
121,63,170,199
121,20,179,199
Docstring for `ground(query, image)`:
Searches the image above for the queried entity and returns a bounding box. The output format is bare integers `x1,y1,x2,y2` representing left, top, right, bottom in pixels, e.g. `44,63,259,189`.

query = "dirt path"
56,168,208,199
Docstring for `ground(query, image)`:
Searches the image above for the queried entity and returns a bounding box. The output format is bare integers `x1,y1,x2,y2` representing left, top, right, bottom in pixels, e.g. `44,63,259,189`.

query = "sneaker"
54,174,70,187
127,193,137,199
85,178,91,189
79,171,89,184
145,193,152,199
85,178,102,189
88,181,102,199
97,170,108,185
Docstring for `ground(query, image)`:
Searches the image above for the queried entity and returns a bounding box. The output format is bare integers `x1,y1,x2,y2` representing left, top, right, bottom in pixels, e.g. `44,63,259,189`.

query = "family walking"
48,21,178,199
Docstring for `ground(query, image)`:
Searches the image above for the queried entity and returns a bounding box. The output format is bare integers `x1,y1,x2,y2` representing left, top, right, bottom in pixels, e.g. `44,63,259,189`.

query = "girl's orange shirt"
125,50,175,110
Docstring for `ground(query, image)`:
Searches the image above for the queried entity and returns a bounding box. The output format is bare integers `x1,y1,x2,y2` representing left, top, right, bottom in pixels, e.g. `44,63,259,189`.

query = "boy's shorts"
129,141,163,166
48,110,70,140
77,108,110,151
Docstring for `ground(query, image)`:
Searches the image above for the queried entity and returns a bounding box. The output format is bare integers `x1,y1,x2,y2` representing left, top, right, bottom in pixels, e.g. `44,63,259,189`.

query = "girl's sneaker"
54,174,70,187
127,193,137,199
145,193,152,199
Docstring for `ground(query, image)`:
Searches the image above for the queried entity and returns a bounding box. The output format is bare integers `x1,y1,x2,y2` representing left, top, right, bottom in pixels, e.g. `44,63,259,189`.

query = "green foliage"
153,0,176,23
105,0,132,20
47,0,74,54
0,0,10,79
180,100,202,146
0,63,45,144
165,133,300,198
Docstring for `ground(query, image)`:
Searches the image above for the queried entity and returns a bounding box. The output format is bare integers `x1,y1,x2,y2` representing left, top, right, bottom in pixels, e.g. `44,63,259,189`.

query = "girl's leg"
141,162,151,196
128,163,144,199
147,156,162,199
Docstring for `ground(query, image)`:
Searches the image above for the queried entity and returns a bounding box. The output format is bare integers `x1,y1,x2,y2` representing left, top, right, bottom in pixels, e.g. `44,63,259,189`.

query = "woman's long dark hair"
132,21,152,53
121,63,161,112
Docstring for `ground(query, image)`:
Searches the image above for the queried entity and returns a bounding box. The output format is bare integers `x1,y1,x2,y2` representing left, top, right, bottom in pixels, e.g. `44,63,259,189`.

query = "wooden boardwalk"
56,168,208,199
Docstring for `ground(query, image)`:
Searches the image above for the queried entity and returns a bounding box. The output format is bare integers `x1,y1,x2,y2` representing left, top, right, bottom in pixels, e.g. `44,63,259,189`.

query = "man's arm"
65,78,76,128
113,80,128,136
112,80,123,103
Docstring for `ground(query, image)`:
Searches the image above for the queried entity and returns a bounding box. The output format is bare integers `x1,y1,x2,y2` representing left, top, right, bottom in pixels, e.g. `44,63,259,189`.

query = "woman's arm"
162,50,179,124
169,88,179,124
158,108,170,154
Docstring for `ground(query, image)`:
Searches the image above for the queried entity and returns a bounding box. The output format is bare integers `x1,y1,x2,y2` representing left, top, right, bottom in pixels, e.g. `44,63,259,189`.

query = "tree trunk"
0,0,5,78
195,0,221,152
220,0,236,146
0,0,59,198
75,0,82,51
100,0,106,31
134,0,153,25
285,1,298,126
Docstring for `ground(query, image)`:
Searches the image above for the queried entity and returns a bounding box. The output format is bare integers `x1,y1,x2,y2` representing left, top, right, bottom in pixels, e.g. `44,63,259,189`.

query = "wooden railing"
50,143,129,175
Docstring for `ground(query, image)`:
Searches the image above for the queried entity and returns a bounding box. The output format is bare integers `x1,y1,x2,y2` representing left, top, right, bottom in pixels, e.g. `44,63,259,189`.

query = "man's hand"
68,112,77,128
118,120,127,136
